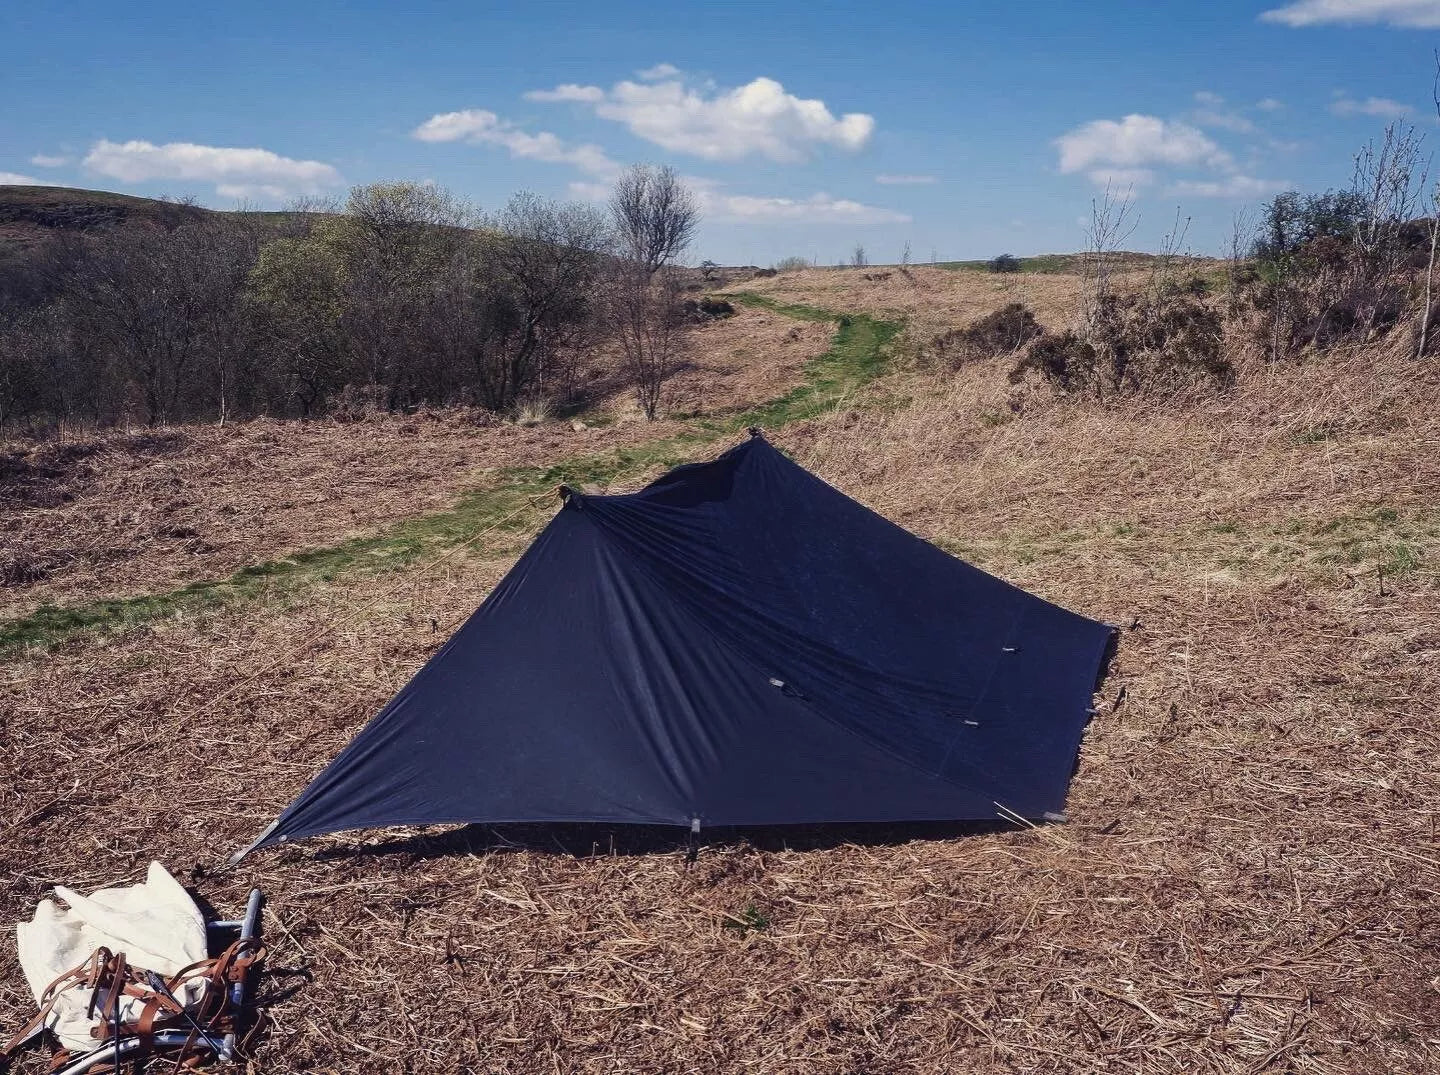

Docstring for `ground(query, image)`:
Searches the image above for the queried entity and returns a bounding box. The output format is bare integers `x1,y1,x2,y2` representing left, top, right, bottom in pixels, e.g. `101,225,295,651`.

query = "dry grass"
2,271,1439,1073
743,265,1113,345
0,302,830,621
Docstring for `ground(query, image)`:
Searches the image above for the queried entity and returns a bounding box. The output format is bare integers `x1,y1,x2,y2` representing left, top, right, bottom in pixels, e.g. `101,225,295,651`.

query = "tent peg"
686,817,701,864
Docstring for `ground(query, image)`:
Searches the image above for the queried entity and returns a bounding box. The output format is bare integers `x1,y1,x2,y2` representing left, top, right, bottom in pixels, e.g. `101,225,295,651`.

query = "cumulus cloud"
1256,97,1286,112
875,173,937,185
412,109,619,177
1053,112,1296,198
1331,94,1415,118
1055,115,1232,181
1260,0,1440,27
83,139,341,199
569,176,908,224
1167,175,1292,198
523,84,606,104
525,72,875,162
0,171,42,185
710,192,909,223
29,153,69,167
636,62,680,81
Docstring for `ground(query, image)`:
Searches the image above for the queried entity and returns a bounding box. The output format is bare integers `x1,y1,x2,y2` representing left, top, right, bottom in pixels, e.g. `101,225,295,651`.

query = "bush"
1009,331,1097,391
931,303,1045,368
1010,290,1229,395
681,297,735,322
988,253,1021,273
775,256,811,273
1248,130,1429,360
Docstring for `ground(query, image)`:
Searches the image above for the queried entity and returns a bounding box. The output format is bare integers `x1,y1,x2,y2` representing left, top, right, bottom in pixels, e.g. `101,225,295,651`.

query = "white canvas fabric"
15,862,208,1052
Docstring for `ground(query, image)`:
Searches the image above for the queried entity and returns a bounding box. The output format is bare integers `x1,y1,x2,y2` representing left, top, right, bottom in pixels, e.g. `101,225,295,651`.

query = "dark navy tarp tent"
236,433,1112,859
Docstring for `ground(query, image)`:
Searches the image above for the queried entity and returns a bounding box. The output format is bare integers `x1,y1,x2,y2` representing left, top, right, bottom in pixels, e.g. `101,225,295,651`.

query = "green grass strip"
2,296,900,656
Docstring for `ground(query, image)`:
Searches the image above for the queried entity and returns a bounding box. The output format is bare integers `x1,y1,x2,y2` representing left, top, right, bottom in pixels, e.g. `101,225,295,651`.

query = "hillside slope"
0,185,215,249
2,268,1437,1074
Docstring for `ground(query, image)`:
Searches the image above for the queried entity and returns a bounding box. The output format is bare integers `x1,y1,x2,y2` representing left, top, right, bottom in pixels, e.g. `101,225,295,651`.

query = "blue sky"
2,0,1438,264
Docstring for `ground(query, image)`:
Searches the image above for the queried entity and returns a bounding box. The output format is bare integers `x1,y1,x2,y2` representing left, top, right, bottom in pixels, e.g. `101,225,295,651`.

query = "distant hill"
0,185,316,255
936,251,1219,274
0,185,220,250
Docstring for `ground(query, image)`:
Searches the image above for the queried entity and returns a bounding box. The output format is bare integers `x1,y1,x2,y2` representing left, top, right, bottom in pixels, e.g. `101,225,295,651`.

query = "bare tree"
1226,207,1254,320
1421,55,1440,357
1349,121,1428,338
610,164,700,277
608,167,701,419
612,263,687,420
1079,182,1137,335
850,244,868,268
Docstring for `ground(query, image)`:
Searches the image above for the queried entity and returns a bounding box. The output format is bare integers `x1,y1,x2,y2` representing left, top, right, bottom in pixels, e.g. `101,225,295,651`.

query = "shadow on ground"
312,818,1024,863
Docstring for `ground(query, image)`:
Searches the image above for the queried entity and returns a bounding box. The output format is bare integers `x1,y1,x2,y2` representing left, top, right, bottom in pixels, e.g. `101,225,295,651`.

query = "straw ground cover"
2,270,1438,1073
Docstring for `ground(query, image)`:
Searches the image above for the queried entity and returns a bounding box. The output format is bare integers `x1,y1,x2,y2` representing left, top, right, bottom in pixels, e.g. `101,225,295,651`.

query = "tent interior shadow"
311,818,1026,863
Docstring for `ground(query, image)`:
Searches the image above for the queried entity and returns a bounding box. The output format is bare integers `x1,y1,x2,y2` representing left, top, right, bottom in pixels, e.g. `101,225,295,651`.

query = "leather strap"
2,937,267,1068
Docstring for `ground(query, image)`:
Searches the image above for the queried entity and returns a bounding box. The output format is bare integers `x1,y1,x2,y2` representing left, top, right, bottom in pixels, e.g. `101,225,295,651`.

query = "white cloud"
525,73,875,162
636,62,680,81
29,153,69,167
569,175,909,225
83,139,342,199
412,109,619,177
1055,115,1232,181
709,191,909,223
1261,0,1440,26
523,84,606,104
0,171,42,185
1256,97,1286,112
1167,175,1292,198
875,173,936,185
1331,94,1415,118
1194,90,1225,107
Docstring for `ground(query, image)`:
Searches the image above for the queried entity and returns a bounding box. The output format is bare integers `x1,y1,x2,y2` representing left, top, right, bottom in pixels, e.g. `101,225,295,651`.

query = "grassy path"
1,296,899,654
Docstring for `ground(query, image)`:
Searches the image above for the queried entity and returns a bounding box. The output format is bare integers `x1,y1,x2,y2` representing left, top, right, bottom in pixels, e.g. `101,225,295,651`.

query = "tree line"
0,166,699,432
